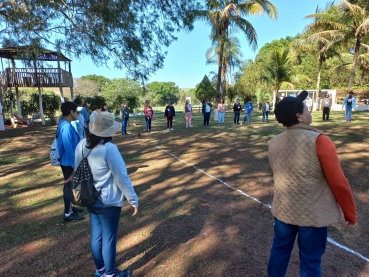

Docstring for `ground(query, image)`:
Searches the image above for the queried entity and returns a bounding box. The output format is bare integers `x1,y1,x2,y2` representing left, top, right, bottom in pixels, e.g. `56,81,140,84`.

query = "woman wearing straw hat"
75,112,138,277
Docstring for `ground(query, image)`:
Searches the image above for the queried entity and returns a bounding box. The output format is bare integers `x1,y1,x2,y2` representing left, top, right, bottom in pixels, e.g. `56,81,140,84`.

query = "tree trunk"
349,38,361,89
316,54,323,97
217,33,226,100
33,59,45,125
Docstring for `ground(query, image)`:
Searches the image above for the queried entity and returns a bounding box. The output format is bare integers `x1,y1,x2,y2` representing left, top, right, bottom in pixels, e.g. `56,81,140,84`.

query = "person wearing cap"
268,90,357,277
243,98,253,123
321,93,332,121
75,112,138,277
57,102,84,222
73,98,86,128
342,91,357,122
233,98,242,124
261,99,270,122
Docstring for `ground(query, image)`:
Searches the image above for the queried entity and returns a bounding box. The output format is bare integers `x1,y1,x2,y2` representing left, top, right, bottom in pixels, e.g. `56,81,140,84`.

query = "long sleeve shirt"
75,139,138,208
57,119,80,168
316,134,357,224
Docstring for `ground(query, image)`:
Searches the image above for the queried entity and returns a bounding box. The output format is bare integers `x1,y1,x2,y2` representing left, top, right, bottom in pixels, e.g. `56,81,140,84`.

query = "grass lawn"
0,109,368,277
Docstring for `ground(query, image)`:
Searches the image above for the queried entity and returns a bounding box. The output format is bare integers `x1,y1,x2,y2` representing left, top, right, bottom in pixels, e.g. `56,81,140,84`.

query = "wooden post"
33,59,45,125
57,55,65,103
69,61,74,101
11,58,22,117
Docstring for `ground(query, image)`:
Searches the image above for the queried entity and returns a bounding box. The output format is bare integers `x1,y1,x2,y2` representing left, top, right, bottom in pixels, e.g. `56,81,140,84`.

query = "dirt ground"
0,111,368,276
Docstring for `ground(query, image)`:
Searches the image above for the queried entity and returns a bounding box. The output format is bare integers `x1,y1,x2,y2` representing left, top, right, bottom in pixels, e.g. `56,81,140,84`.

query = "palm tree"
305,0,369,89
301,2,342,97
191,0,278,99
206,35,243,96
260,47,294,105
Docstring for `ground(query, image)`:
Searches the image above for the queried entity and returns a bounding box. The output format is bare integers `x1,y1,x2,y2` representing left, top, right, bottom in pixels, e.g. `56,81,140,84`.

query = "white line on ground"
155,145,369,263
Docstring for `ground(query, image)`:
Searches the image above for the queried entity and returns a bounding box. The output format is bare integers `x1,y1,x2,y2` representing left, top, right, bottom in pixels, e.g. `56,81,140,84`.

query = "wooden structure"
0,46,74,125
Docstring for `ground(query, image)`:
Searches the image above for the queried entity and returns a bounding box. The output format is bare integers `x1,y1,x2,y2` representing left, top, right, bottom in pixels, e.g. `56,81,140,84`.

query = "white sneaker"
170,128,174,130
190,125,193,128
167,128,170,131
186,126,188,128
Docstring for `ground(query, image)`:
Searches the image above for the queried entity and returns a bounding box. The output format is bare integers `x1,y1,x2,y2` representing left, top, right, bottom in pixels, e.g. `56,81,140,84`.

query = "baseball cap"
274,90,308,125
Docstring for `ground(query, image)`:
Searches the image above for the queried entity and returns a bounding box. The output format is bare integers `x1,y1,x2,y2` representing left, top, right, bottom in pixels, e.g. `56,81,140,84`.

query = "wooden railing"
2,67,73,88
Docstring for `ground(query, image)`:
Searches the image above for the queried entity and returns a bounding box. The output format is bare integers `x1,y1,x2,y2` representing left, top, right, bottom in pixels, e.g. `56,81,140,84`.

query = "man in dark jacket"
164,101,176,130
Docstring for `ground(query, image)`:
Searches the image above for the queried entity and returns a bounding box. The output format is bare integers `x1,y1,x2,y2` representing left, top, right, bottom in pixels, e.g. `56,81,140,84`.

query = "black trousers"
204,112,210,126
167,117,173,128
61,165,74,214
323,107,330,120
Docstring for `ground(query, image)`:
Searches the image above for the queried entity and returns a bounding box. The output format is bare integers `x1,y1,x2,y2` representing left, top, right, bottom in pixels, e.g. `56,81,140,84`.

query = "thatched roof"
0,46,71,62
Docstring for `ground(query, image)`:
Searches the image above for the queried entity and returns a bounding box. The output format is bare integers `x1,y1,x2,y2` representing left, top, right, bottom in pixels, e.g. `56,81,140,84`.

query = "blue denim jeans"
244,112,252,123
234,112,240,123
262,111,269,122
345,105,353,121
218,112,225,124
87,204,122,275
268,218,327,277
121,119,128,134
145,117,152,131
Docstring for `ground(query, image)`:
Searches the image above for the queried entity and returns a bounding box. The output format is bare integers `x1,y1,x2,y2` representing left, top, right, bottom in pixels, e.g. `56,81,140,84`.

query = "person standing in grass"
268,90,356,277
57,101,84,222
233,98,242,124
120,103,130,135
184,99,193,128
321,93,332,121
80,100,92,135
75,112,138,277
164,101,175,130
217,98,226,125
144,100,154,132
342,91,357,122
202,99,212,126
243,98,253,123
262,99,270,122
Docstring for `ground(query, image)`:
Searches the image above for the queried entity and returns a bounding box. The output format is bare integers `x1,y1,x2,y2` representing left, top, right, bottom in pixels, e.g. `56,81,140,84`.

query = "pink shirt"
217,103,226,113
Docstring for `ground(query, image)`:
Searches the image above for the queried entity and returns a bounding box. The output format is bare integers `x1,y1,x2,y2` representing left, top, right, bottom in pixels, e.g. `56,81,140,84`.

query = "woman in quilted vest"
268,90,356,277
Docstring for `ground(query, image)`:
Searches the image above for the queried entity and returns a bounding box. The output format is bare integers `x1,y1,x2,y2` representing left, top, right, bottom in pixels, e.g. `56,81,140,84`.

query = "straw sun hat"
89,112,121,137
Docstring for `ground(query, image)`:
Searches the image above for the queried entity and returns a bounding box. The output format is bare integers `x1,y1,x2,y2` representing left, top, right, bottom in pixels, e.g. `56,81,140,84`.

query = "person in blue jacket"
342,91,357,122
56,101,84,222
244,98,254,123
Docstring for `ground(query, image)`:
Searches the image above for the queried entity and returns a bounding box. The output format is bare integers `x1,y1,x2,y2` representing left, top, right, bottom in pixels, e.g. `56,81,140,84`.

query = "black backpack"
70,143,102,207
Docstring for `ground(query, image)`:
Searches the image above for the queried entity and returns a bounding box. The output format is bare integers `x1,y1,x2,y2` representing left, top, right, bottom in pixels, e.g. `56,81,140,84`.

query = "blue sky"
71,0,330,88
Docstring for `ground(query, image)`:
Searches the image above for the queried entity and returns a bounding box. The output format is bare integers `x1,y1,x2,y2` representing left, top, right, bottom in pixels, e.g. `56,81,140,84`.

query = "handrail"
1,67,72,87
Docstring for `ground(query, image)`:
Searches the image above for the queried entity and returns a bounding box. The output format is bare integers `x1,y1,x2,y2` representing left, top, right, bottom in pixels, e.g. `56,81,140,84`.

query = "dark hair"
86,133,112,149
83,100,91,107
101,103,108,111
349,91,353,95
281,102,304,127
61,102,77,117
73,98,82,106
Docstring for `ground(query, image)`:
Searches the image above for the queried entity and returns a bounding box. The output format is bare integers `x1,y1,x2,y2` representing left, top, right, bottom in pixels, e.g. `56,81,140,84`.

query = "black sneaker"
72,206,84,214
62,212,84,222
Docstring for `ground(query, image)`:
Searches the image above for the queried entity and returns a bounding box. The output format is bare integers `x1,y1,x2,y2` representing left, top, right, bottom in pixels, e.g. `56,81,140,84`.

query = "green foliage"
195,75,217,102
80,75,111,91
28,92,61,114
89,95,106,111
102,78,142,113
147,81,179,106
0,0,201,82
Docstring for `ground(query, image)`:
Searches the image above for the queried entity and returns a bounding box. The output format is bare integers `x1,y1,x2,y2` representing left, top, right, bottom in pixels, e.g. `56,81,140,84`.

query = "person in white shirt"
262,99,270,122
320,94,332,121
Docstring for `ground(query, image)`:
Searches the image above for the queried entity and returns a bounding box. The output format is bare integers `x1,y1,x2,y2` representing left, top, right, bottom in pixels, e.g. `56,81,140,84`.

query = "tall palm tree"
305,0,369,89
206,35,243,95
191,0,278,98
260,47,294,105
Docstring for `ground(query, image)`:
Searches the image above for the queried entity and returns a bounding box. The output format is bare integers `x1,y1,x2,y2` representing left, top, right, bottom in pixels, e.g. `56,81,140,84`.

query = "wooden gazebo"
0,46,74,125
